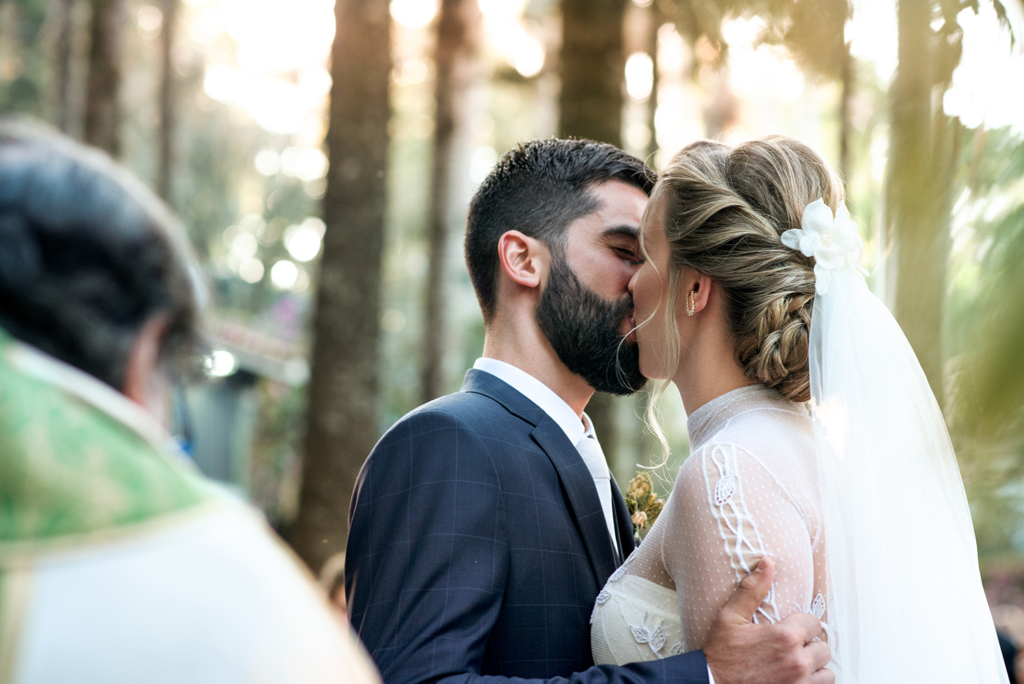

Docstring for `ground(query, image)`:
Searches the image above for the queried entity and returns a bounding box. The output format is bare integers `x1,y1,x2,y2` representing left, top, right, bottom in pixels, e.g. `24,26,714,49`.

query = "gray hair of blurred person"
0,118,204,390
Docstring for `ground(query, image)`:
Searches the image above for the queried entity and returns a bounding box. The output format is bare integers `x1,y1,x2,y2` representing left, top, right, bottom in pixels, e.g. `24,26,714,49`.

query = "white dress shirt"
472,358,620,557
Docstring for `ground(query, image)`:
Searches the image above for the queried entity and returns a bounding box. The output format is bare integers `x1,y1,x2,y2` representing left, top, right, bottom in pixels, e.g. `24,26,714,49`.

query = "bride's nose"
627,268,640,296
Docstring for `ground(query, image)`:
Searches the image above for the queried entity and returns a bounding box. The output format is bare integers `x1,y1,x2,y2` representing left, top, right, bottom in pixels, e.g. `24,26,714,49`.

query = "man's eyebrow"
601,225,640,240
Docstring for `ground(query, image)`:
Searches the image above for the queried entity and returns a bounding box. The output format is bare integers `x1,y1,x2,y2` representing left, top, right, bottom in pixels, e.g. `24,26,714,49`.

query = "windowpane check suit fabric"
347,369,709,684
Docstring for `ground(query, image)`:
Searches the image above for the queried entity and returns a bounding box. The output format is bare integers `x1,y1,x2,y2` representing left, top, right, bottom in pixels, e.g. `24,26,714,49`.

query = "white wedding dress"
593,203,1008,681
591,385,826,664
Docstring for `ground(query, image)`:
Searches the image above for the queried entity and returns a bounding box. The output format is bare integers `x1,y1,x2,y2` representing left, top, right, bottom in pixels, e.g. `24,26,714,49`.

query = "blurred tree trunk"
888,0,937,395
560,0,628,145
421,0,479,403
156,0,177,204
55,0,78,134
84,0,125,157
703,67,736,139
887,0,961,408
644,3,661,161
291,0,391,574
838,41,853,181
559,0,628,462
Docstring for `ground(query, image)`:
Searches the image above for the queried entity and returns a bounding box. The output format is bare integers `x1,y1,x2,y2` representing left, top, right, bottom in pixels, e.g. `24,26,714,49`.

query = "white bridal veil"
785,200,1008,682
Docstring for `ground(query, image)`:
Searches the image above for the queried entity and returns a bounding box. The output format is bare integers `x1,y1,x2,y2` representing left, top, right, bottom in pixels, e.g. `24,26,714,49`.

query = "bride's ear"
683,272,713,315
497,230,548,290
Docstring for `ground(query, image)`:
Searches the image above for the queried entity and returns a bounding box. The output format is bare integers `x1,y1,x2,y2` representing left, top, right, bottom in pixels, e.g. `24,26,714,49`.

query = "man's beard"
535,256,646,396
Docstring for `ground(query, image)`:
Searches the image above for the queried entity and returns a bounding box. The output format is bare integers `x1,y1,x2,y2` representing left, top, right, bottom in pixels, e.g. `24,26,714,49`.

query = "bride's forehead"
639,198,670,243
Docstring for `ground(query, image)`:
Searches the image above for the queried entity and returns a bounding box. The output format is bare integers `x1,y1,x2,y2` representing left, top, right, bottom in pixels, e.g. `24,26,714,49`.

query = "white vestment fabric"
12,504,380,684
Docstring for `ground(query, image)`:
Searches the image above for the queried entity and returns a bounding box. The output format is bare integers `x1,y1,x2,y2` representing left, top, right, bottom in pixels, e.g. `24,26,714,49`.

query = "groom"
346,139,832,684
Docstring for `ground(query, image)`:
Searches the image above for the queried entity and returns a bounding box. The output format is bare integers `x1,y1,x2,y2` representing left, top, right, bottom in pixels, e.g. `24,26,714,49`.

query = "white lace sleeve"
660,441,826,649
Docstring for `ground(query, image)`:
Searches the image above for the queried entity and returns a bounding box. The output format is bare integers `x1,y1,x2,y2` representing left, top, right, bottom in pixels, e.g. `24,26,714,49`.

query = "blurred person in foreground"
320,552,348,621
0,119,379,684
347,139,831,684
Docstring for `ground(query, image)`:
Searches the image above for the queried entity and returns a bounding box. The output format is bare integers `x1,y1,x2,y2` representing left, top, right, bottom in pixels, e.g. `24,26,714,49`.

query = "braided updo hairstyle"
650,136,844,403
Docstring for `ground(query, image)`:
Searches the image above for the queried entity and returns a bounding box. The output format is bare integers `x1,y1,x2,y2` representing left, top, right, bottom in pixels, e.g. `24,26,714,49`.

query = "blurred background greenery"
2,0,1023,632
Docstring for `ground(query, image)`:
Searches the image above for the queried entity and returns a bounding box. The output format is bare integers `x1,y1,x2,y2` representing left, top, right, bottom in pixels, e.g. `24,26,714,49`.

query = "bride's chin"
638,353,668,382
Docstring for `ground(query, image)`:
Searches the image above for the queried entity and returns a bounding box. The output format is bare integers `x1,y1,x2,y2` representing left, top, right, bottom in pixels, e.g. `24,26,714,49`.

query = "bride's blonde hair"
641,136,845,456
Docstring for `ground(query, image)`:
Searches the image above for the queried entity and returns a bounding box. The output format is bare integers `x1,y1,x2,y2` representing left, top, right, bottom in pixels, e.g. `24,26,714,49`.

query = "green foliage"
658,0,851,80
658,0,791,55
779,0,849,80
946,126,1024,558
0,0,50,116
249,380,306,529
949,127,1024,437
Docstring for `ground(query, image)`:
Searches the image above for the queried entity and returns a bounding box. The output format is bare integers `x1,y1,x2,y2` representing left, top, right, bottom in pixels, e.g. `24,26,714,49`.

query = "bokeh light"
222,0,334,74
625,53,654,101
283,218,326,262
390,0,438,28
255,150,281,176
231,232,259,259
239,258,265,283
205,350,238,377
280,147,328,182
136,5,164,32
270,259,299,290
470,145,497,184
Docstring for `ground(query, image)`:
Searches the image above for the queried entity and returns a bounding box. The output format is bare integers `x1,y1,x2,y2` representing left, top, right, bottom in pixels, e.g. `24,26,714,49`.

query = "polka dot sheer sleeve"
660,439,826,649
590,386,827,665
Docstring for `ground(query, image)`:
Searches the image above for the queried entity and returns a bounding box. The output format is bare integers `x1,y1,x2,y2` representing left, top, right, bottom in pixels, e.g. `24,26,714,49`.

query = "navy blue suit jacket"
347,369,709,684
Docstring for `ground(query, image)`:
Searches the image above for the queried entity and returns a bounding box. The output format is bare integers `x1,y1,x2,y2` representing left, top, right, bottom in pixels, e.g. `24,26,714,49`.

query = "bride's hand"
703,558,833,684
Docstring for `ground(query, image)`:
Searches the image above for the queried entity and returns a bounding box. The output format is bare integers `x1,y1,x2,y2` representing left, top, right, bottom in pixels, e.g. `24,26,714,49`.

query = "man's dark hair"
0,118,202,390
464,138,655,323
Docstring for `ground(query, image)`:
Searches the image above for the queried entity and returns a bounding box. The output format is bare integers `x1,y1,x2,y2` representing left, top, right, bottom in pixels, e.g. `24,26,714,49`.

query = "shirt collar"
473,358,587,445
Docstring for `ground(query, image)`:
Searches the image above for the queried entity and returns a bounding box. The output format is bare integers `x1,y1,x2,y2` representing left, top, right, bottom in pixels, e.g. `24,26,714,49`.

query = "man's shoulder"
386,387,522,438
361,388,536,487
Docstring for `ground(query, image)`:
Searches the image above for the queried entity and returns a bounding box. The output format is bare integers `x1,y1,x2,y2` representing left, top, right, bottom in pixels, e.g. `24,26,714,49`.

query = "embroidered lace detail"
596,589,611,605
704,447,783,626
608,563,628,583
811,592,826,619
629,611,667,659
668,641,684,656
713,473,735,505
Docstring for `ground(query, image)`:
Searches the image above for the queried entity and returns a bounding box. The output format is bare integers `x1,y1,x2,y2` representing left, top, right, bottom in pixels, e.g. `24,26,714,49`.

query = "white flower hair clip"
781,198,868,295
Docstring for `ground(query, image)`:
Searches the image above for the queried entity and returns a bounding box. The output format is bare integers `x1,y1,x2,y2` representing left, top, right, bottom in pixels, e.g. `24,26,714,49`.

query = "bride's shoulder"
714,402,813,459
675,408,817,499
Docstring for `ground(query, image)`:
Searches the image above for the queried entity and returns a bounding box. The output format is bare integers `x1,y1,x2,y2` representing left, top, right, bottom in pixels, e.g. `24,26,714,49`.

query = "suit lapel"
461,370,619,586
611,476,635,559
530,420,618,587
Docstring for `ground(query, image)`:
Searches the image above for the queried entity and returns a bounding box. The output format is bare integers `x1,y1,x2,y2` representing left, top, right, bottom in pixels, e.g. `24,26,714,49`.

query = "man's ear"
123,314,169,413
497,230,548,290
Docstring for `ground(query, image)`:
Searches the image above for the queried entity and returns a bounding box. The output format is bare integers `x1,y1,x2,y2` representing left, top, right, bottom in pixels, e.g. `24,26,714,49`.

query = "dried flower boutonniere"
624,471,664,543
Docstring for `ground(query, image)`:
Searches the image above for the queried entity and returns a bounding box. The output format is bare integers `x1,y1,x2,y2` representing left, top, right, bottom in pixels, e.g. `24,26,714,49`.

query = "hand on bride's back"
703,557,834,684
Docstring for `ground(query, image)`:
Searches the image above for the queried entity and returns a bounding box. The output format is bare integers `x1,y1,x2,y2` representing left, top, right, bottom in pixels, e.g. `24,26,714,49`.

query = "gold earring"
686,290,696,317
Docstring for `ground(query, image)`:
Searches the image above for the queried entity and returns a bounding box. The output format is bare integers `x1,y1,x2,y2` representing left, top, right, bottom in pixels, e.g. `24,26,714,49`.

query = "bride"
590,136,1008,682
